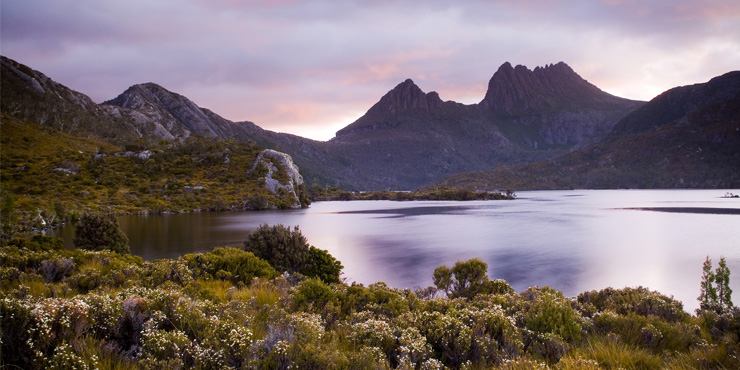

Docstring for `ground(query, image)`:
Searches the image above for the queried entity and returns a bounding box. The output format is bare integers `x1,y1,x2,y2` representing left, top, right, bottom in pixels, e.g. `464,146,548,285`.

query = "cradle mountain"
2,55,738,193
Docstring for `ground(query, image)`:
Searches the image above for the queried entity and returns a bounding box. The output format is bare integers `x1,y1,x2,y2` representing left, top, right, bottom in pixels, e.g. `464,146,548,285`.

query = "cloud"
2,0,739,140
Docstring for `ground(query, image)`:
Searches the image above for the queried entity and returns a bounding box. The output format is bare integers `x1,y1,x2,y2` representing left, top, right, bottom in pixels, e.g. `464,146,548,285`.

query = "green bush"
243,224,311,274
303,246,343,284
184,247,278,285
433,258,490,299
520,287,583,342
243,224,343,283
73,213,130,254
578,286,689,323
292,278,337,311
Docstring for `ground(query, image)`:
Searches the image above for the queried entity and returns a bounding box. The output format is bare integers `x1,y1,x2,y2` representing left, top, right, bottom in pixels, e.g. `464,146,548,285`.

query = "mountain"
0,56,142,143
439,71,740,189
328,62,642,188
2,56,653,190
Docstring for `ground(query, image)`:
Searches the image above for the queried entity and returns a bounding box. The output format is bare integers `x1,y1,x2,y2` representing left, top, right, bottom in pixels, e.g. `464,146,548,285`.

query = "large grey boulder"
250,149,305,208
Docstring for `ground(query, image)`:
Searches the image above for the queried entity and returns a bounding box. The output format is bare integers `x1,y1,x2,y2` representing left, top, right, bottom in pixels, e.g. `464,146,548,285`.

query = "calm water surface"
52,189,740,312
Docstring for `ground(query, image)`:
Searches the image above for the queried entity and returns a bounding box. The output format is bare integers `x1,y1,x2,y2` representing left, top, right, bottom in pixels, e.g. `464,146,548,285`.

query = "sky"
2,0,740,141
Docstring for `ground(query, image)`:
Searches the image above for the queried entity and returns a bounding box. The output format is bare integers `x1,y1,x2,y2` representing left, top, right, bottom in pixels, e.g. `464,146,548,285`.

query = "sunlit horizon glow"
2,0,739,141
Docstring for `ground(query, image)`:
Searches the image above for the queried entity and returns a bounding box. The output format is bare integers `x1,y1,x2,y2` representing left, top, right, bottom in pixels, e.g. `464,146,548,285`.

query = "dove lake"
51,189,740,313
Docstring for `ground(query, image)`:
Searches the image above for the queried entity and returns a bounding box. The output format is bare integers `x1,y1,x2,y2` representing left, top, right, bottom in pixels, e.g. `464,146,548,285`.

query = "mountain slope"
326,62,642,189
2,56,654,190
0,56,142,143
439,71,740,190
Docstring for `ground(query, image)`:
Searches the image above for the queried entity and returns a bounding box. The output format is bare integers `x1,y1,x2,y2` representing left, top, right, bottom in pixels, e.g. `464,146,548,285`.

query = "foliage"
696,256,734,314
243,224,343,283
0,117,302,238
433,258,512,299
303,246,344,284
2,236,739,370
698,256,718,312
577,286,689,323
715,257,733,312
73,213,130,254
310,185,516,202
243,224,311,274
183,247,278,284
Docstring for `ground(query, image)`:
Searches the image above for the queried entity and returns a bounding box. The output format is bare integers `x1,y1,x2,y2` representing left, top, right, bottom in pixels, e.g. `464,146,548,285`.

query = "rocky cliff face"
478,62,643,149
250,149,307,209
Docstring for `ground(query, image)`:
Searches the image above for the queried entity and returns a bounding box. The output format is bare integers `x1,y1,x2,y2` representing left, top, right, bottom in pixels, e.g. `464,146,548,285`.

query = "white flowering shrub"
350,318,396,353
397,326,432,366
1,238,738,369
47,341,98,370
139,328,192,368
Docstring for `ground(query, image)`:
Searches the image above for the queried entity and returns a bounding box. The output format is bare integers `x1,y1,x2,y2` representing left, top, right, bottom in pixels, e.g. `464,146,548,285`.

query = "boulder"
250,149,306,209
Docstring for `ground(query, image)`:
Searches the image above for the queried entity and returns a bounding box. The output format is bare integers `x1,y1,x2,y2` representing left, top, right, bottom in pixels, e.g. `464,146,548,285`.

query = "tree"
433,258,490,299
698,256,718,312
73,213,130,254
243,224,311,273
715,257,733,312
243,224,343,283
697,256,734,314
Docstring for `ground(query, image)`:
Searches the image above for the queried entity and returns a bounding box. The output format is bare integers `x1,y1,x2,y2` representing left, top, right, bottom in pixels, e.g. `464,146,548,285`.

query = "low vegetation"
0,115,308,236
309,186,515,202
1,228,738,369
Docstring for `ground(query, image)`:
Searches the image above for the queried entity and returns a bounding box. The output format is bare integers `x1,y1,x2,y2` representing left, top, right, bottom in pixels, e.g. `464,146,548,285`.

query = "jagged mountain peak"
367,78,444,115
479,61,626,112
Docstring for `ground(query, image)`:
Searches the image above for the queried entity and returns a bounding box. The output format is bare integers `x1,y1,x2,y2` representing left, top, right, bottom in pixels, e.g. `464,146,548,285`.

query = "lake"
51,189,740,313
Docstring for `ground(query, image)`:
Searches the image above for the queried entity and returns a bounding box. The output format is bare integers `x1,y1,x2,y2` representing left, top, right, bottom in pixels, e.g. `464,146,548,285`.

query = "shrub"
577,286,688,323
4,234,64,252
292,278,337,311
433,258,490,299
73,213,130,254
41,258,75,283
243,224,311,273
302,246,343,284
520,287,582,342
184,247,277,285
243,224,343,283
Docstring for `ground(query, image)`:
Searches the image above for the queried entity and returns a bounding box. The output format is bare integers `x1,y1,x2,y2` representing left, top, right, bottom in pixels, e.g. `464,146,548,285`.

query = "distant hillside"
439,71,740,190
3,56,645,190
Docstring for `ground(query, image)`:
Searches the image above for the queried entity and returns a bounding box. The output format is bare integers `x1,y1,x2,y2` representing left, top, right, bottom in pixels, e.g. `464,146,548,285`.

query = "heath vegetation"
1,224,738,369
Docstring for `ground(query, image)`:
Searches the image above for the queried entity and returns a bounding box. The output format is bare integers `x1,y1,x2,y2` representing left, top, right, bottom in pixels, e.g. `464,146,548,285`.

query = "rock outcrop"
250,149,307,209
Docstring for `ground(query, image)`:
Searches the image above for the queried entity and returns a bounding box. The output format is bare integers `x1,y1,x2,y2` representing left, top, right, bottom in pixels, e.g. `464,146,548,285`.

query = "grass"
1,114,306,236
572,336,662,369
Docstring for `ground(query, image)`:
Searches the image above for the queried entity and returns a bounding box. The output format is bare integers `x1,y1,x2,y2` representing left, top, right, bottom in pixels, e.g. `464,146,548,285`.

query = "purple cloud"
2,0,739,140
